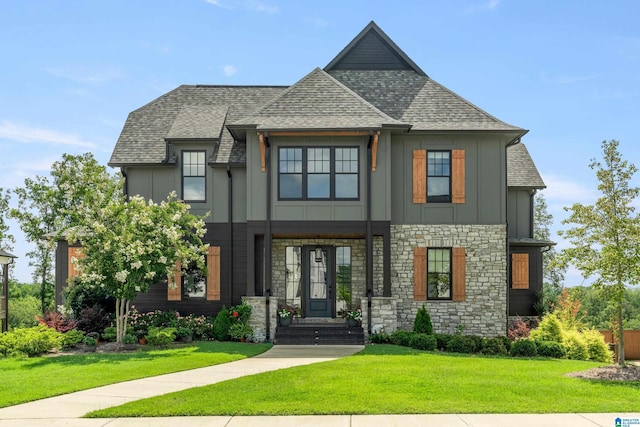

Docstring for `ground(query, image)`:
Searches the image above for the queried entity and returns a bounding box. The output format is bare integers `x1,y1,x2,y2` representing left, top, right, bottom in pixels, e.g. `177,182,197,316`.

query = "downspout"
366,134,373,335
504,143,511,333
120,167,128,198
264,133,272,341
227,165,233,304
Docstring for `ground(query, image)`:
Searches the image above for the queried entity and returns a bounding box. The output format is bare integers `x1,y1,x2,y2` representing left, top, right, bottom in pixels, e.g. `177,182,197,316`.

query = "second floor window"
278,147,359,200
182,151,206,202
427,151,451,203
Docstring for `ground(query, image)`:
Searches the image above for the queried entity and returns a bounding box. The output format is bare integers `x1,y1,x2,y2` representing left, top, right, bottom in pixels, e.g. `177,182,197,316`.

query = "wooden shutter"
452,247,466,301
207,246,221,301
413,150,427,204
67,247,84,283
452,149,465,204
511,253,529,289
414,247,427,301
168,260,182,301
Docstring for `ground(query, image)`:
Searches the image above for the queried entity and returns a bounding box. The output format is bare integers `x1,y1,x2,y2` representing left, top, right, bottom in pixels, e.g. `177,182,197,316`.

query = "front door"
304,246,333,317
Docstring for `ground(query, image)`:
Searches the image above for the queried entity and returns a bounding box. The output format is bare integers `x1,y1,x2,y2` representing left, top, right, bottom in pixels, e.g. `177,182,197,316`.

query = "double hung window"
182,151,206,202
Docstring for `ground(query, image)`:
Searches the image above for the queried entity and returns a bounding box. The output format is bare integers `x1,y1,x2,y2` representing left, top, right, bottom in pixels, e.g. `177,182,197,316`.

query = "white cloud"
46,65,125,84
0,121,97,149
223,64,238,76
539,174,596,204
205,0,278,14
539,71,603,85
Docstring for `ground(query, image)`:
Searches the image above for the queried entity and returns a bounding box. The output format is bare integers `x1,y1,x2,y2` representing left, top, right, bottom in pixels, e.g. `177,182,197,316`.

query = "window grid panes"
182,151,206,202
427,151,451,203
278,147,359,200
284,247,302,310
336,247,352,314
182,262,206,298
427,248,451,300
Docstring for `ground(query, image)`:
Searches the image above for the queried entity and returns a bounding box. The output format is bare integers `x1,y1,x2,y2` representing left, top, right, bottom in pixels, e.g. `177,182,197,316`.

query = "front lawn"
0,341,270,408
89,344,640,417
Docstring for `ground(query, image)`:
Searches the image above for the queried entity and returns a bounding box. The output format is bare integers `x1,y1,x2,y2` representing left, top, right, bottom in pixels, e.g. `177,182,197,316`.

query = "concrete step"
275,323,364,345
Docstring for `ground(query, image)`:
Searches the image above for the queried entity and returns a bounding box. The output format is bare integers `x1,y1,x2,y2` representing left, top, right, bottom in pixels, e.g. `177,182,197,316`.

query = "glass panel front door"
305,247,332,317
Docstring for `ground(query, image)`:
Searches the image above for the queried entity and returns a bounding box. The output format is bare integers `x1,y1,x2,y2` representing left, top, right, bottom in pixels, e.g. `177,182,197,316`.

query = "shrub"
446,335,477,354
146,327,177,346
509,338,537,357
64,278,116,316
61,329,85,349
229,300,252,324
37,311,77,333
101,326,118,342
213,306,232,341
536,340,565,359
494,335,512,352
562,330,588,360
409,333,437,351
228,322,253,341
175,327,193,340
530,313,563,343
507,316,531,341
0,325,63,357
76,304,112,335
390,330,414,347
481,337,508,355
369,332,390,344
435,333,454,351
413,305,433,335
178,314,215,340
82,336,97,346
582,329,612,363
122,334,138,345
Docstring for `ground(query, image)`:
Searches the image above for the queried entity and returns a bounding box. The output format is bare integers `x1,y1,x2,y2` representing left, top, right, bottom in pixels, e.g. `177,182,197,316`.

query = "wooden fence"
599,330,640,360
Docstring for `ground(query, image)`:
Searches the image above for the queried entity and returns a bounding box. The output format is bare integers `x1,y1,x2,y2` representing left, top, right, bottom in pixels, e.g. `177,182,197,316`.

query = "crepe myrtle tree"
68,192,208,344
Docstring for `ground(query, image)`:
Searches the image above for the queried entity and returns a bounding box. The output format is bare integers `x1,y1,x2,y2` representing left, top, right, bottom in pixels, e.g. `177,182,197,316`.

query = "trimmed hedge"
409,333,437,351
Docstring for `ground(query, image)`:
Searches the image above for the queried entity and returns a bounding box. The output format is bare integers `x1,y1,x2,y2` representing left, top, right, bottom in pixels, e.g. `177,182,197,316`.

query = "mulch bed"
565,364,640,381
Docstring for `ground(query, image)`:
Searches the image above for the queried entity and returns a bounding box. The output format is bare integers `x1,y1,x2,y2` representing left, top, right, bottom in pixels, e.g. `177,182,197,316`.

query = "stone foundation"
361,297,398,337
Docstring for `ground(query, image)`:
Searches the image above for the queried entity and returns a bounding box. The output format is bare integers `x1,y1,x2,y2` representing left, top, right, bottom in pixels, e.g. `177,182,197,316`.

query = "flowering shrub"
344,309,362,321
177,314,215,341
278,307,295,318
507,316,532,341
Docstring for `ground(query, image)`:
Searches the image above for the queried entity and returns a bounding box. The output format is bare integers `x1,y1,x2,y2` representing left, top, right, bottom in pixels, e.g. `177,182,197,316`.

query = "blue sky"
1,0,639,286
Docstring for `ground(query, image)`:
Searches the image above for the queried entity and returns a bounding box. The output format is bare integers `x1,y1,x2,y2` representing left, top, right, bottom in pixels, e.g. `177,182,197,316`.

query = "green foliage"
509,338,537,357
413,305,434,335
145,327,177,347
213,306,232,341
61,329,85,349
8,295,40,329
582,329,613,363
122,334,138,345
228,300,252,324
558,140,640,364
0,325,62,357
101,326,118,342
435,333,454,351
446,335,477,354
177,314,215,341
536,341,565,359
82,336,97,346
481,337,508,355
409,333,437,351
561,330,588,360
389,330,414,347
64,279,115,317
369,332,390,344
0,187,14,252
228,323,253,341
530,313,563,343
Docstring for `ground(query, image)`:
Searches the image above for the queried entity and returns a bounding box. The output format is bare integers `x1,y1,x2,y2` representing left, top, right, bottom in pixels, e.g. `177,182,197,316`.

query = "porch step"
274,323,364,345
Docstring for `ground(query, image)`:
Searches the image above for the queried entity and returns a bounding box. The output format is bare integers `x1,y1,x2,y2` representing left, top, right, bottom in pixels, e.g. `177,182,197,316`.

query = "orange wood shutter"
259,133,266,172
371,132,379,172
168,260,182,301
452,149,465,204
414,247,427,301
413,150,427,204
452,247,466,301
207,246,221,301
67,247,84,283
512,253,530,289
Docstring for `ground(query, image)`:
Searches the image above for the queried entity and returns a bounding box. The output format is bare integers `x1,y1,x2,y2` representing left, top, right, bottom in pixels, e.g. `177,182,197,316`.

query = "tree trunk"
114,298,131,344
617,303,625,366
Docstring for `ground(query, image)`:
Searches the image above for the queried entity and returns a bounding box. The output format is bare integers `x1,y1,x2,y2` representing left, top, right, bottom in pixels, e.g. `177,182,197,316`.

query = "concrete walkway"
1,345,638,427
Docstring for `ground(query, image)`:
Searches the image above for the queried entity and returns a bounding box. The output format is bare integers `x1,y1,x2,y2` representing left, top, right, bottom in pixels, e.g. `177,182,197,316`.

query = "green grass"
0,341,270,408
89,344,640,417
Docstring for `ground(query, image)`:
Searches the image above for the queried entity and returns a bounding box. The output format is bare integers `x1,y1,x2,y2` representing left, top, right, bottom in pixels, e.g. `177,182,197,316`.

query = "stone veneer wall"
361,297,398,337
271,238,368,313
244,296,278,342
391,224,507,337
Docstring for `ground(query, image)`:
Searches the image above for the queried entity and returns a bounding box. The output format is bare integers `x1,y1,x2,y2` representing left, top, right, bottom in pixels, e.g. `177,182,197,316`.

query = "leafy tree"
0,187,14,251
68,190,207,343
558,140,640,365
11,153,119,313
533,193,565,314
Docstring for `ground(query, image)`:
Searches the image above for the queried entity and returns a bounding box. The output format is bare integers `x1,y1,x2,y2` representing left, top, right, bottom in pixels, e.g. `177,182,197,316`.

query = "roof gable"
507,143,545,189
229,67,407,131
325,21,426,76
166,105,229,140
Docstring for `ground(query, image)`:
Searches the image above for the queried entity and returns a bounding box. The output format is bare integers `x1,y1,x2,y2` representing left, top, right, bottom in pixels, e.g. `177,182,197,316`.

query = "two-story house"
56,21,552,341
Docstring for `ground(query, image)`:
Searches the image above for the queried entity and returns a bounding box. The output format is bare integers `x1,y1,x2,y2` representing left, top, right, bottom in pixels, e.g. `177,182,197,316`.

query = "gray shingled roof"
166,105,229,140
229,68,408,131
109,86,286,166
507,143,546,189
